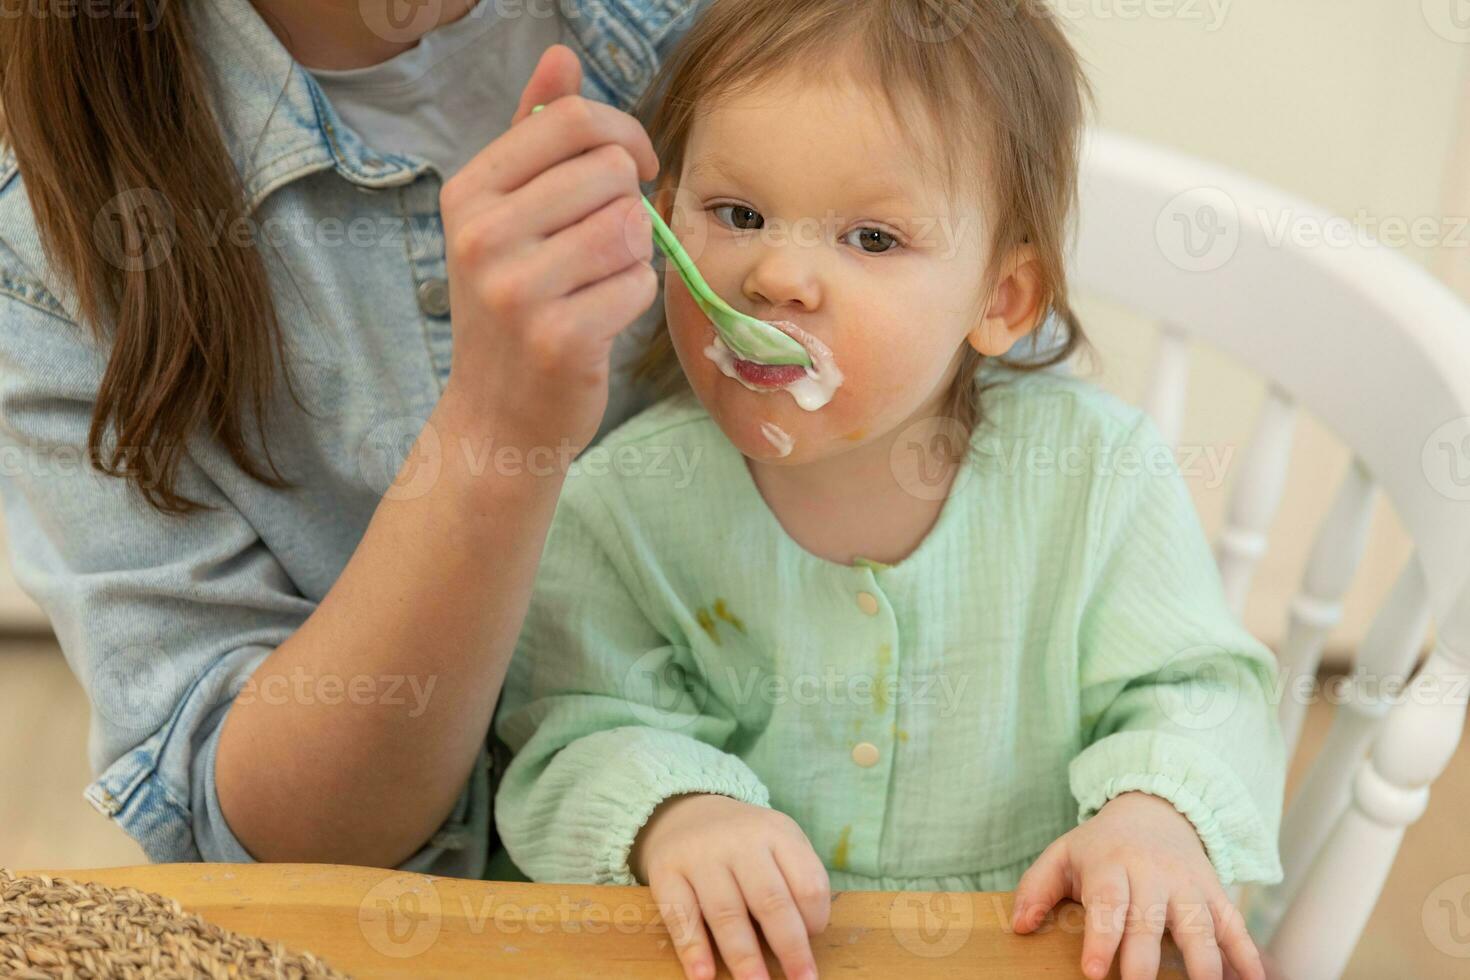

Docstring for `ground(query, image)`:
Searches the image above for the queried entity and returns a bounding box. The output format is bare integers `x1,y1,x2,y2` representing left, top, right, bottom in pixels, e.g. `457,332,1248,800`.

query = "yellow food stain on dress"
712,599,746,634
876,643,893,712
695,607,720,645
889,724,910,742
831,825,852,871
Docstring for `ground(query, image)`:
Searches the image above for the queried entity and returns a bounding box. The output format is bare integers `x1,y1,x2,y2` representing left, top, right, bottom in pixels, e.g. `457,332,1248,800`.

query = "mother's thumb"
512,44,584,124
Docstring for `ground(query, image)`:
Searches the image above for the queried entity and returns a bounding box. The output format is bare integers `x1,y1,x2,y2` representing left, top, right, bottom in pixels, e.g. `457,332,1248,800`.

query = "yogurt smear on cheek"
703,320,844,411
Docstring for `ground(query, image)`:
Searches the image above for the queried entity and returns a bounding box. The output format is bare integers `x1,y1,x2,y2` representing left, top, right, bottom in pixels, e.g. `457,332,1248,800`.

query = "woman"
0,0,704,876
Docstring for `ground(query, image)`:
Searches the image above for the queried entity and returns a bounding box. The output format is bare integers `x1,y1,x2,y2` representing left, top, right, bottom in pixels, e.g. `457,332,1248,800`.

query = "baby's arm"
1066,413,1286,888
1015,412,1285,980
492,487,828,980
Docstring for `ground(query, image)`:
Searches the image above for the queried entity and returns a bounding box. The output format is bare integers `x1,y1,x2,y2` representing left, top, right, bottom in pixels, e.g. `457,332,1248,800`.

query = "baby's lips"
733,358,808,388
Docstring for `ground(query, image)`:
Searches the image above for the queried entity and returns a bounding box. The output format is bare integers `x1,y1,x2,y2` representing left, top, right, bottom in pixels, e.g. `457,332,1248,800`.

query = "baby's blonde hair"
629,0,1094,434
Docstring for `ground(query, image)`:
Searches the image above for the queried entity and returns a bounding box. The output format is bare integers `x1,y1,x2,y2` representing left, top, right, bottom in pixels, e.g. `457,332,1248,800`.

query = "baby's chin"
699,389,870,465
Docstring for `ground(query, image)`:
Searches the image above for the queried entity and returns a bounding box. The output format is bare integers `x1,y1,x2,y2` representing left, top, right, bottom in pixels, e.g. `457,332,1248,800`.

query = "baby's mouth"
703,318,844,411
733,359,808,388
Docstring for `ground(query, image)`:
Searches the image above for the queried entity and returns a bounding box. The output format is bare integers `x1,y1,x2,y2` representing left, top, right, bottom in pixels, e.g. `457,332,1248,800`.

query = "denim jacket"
0,0,706,877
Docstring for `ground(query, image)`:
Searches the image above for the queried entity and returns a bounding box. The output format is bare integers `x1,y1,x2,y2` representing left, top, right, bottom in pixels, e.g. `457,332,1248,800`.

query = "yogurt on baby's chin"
760,421,795,458
703,320,844,411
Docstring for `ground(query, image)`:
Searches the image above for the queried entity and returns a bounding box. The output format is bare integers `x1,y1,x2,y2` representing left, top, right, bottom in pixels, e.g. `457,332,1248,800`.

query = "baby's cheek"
665,287,718,385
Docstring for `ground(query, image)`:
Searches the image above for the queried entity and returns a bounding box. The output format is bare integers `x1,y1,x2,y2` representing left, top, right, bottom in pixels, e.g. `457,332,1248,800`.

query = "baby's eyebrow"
686,156,925,215
685,155,740,184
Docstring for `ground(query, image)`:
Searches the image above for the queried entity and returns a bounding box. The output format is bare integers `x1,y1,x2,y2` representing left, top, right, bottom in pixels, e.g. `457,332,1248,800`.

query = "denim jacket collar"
194,0,432,211
0,0,702,208
196,0,704,212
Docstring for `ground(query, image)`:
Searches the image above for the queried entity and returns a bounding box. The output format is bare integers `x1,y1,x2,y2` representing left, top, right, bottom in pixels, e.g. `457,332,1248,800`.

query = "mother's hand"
439,44,660,457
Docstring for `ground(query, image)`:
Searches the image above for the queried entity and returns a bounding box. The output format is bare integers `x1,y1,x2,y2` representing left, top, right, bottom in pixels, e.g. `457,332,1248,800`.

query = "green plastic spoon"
530,104,812,368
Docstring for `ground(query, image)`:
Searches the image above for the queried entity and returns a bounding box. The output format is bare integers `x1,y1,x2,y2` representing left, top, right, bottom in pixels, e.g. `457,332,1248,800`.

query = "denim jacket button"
417,278,451,318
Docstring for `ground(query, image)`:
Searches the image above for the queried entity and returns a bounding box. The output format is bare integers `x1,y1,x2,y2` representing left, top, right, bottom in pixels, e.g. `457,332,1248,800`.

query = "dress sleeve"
1067,413,1286,886
0,290,490,875
493,483,769,886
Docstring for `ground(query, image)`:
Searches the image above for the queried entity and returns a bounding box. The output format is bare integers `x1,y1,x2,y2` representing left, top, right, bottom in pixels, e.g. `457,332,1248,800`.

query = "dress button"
851,742,880,767
417,277,451,318
856,591,879,616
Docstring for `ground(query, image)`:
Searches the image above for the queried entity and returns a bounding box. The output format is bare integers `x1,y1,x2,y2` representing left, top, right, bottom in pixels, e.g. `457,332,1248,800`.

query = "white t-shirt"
307,2,568,179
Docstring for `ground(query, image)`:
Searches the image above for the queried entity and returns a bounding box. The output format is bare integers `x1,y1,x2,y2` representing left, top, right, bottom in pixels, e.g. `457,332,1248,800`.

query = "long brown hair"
630,0,1095,434
0,0,302,515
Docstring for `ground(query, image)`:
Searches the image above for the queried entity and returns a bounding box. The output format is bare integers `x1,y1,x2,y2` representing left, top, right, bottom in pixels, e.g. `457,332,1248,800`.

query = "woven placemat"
0,867,351,979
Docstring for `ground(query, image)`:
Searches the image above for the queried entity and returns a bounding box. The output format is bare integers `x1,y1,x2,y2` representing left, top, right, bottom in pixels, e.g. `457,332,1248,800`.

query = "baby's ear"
967,246,1047,357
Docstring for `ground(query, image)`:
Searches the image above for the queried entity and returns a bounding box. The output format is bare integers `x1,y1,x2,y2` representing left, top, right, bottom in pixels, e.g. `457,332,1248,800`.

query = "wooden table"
23,864,1187,978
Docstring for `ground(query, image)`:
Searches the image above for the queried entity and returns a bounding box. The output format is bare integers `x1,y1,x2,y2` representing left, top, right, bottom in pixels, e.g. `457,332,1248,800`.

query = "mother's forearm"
215,395,566,867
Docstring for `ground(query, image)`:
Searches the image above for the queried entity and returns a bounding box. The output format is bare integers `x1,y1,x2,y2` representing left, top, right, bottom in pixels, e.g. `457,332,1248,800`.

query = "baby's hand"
629,793,832,980
1011,791,1263,980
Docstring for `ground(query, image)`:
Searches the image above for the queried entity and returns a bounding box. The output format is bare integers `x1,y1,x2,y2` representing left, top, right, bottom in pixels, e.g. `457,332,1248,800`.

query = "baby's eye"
712,204,765,230
844,227,900,254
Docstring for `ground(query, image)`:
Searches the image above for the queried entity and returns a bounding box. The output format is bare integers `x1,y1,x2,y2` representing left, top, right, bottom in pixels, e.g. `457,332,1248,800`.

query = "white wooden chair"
1070,128,1470,980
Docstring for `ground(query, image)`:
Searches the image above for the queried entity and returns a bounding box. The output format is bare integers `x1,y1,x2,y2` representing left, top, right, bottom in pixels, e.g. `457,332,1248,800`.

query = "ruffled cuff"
1068,730,1284,886
497,726,771,886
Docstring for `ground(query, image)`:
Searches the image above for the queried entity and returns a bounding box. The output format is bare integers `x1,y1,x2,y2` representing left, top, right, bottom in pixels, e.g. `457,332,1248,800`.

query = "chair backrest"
1071,128,1470,980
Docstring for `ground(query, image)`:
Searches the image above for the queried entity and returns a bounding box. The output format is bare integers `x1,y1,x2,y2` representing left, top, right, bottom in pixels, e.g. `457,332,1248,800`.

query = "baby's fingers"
735,853,818,980
1209,893,1265,980
650,871,715,980
1169,892,1223,980
690,867,770,980
773,834,832,936
1011,839,1073,934
1081,866,1134,980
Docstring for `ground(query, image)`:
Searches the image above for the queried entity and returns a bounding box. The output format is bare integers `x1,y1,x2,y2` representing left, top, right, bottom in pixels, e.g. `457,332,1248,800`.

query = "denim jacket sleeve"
0,280,491,875
0,0,709,877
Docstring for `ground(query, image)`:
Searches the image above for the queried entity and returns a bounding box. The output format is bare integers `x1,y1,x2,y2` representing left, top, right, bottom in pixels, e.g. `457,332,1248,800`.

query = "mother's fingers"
517,193,653,299
511,44,584,125
502,142,648,242
457,95,658,196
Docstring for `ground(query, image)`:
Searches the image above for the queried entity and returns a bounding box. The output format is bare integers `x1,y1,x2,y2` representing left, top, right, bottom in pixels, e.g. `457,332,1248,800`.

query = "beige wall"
1059,1,1469,655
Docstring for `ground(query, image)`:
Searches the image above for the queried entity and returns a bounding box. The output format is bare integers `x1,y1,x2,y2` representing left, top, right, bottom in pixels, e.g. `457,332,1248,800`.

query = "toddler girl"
493,3,1285,979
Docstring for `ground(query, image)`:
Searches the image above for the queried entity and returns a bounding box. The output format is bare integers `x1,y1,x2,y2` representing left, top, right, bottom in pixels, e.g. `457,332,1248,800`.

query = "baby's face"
663,69,992,464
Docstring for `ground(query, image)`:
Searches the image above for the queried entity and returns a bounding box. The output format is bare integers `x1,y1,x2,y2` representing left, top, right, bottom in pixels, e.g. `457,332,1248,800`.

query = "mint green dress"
492,368,1286,892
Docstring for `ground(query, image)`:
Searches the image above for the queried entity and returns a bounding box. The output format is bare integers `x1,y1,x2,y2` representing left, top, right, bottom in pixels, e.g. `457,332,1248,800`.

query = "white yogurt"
760,421,795,458
703,319,844,411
